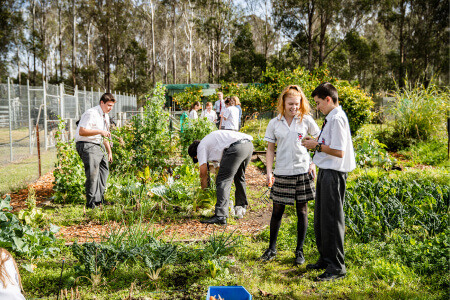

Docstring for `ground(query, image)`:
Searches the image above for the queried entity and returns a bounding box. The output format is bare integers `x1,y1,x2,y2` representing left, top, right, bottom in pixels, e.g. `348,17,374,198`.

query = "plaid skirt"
270,173,315,205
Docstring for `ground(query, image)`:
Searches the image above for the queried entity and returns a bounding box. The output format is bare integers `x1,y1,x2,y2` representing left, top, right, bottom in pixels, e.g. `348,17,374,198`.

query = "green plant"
111,83,173,173
53,119,85,204
204,229,240,259
17,187,47,227
173,86,203,109
377,84,449,151
0,195,60,259
179,117,216,158
353,131,395,169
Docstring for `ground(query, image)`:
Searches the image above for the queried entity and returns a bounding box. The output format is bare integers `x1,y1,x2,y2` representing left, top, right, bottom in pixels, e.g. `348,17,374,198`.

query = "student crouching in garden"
75,93,115,209
0,248,26,300
302,82,356,281
188,130,254,224
260,85,320,266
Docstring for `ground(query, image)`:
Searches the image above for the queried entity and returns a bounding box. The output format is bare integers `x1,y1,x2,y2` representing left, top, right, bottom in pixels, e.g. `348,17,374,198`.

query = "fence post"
91,87,94,107
60,83,64,119
7,77,13,162
27,79,32,154
43,80,48,150
84,86,87,112
75,85,79,120
69,119,74,140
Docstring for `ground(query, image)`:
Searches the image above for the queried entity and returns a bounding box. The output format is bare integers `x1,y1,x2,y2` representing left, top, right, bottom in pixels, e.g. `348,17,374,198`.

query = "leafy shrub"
179,117,216,158
0,195,60,258
335,83,374,133
53,119,85,204
111,83,173,172
353,131,395,169
17,187,47,227
172,86,203,109
398,137,449,166
376,84,450,150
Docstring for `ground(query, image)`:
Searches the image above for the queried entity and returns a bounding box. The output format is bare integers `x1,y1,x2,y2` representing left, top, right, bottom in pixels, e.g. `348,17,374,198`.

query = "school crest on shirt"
297,133,303,141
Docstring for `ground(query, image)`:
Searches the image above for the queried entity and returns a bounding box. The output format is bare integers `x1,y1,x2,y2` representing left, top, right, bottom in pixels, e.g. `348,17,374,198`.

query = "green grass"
0,148,56,194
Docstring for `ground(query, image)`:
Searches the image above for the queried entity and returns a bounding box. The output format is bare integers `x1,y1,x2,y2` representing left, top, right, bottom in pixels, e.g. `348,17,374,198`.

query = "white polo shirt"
75,105,109,144
0,252,26,300
222,106,240,130
189,110,198,119
313,106,356,172
264,114,320,176
197,130,253,166
201,109,217,123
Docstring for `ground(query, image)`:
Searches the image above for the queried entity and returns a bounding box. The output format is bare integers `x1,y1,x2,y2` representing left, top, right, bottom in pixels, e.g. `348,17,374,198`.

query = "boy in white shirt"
302,82,356,282
220,98,240,130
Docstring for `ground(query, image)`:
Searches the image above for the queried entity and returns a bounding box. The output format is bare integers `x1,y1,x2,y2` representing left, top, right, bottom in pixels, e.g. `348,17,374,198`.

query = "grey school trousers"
314,169,348,275
76,142,109,208
215,141,253,217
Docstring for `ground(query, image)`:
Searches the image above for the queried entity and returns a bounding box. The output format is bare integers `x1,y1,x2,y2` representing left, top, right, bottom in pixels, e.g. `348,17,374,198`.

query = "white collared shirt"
222,106,240,130
201,109,218,123
75,105,109,144
189,110,198,119
313,106,356,172
0,252,26,300
264,114,320,176
197,130,253,166
214,100,225,114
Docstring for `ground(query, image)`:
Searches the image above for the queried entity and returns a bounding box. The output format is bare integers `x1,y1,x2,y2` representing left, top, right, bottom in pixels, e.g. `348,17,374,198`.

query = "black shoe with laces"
306,261,328,270
200,215,227,225
259,248,277,262
315,272,346,282
294,249,305,266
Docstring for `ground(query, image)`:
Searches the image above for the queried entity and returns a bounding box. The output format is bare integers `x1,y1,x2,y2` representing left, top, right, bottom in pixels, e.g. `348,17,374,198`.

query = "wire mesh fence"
0,78,138,167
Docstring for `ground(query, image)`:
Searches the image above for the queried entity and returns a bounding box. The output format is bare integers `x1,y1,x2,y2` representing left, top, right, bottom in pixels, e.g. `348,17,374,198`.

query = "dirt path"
8,160,272,243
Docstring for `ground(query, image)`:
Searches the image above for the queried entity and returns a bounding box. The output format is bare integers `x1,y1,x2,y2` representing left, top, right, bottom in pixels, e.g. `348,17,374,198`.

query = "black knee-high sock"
268,203,285,251
296,202,308,251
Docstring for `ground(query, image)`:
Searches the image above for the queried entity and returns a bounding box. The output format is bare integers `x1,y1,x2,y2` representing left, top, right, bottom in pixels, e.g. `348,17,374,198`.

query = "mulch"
6,159,272,244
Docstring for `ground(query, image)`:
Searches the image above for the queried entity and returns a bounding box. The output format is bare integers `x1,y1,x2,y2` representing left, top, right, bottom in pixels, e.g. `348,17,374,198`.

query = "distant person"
259,85,320,266
189,101,201,119
188,130,254,224
231,96,242,129
213,92,225,128
220,98,239,131
0,248,26,300
201,102,218,124
75,93,115,209
302,82,356,281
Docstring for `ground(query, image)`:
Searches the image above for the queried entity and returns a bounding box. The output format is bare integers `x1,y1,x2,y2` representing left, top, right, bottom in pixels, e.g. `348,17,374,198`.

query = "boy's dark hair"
311,82,338,104
100,93,116,104
224,98,232,105
188,140,201,163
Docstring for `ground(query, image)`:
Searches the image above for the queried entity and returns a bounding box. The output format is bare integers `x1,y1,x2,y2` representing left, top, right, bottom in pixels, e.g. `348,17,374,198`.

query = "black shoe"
315,272,346,282
259,249,277,261
200,215,227,225
294,249,305,266
306,262,327,270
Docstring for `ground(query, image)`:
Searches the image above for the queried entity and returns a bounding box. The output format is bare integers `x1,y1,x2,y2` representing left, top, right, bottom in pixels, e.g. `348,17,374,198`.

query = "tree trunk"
151,0,156,87
172,1,177,84
58,0,62,83
72,0,76,87
307,1,315,71
399,0,405,88
32,0,36,85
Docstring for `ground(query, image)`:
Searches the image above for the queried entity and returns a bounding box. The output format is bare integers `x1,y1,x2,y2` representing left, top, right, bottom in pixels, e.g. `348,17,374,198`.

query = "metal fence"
0,78,138,167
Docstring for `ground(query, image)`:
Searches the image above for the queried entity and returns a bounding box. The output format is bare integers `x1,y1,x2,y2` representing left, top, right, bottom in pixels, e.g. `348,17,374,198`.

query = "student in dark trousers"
188,130,254,224
302,82,356,281
75,93,115,209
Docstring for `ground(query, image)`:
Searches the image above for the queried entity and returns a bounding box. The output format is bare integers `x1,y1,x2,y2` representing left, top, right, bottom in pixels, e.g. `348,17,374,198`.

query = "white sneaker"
234,206,247,219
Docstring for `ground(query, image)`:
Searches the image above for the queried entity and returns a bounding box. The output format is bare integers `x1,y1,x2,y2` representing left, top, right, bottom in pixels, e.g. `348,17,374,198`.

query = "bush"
173,86,203,109
376,84,450,150
53,119,85,204
179,117,216,158
111,83,173,172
